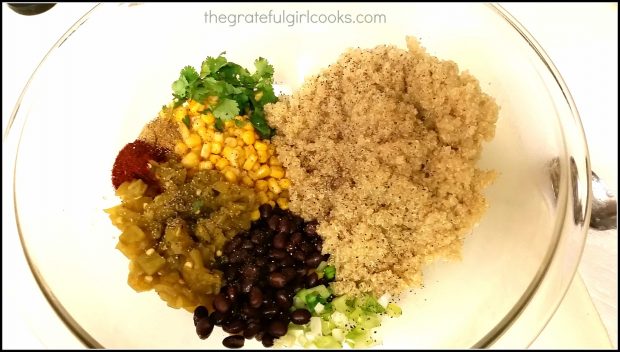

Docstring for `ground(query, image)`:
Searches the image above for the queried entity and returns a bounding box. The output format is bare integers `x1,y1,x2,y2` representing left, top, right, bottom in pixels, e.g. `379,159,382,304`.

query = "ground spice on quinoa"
111,139,169,189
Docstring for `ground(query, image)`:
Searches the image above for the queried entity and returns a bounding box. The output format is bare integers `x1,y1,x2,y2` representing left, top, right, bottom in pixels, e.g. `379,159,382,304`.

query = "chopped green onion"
323,265,336,280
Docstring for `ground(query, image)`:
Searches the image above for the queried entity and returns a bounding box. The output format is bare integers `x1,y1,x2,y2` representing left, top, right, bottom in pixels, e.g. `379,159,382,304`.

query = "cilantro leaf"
249,109,273,139
181,66,200,84
253,57,274,81
212,98,239,121
182,115,190,128
200,55,228,77
171,75,189,98
214,118,225,131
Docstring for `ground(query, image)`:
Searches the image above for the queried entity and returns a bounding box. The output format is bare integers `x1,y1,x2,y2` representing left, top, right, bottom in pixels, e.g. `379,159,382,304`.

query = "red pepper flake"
111,139,169,189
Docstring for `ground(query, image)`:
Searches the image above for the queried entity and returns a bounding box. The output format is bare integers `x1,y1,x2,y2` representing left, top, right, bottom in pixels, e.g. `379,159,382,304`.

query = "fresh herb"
191,199,204,213
171,54,277,138
323,265,336,280
182,115,191,128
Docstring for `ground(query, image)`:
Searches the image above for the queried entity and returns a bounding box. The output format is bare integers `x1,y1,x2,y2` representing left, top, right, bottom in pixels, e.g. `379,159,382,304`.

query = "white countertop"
2,3,616,349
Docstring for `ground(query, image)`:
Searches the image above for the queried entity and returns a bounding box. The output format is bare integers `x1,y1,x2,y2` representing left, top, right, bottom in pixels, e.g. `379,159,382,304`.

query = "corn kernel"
241,176,254,187
181,152,200,168
201,113,215,125
200,143,211,159
236,138,245,147
227,166,241,177
268,178,282,194
257,191,269,204
209,154,221,164
197,126,209,141
224,120,235,128
189,100,205,114
213,132,224,143
211,142,222,155
251,163,260,172
222,146,242,167
278,178,291,190
241,130,256,145
215,158,229,170
255,165,271,179
223,168,238,183
242,154,258,171
257,150,269,163
254,141,268,151
192,118,206,131
267,200,276,208
270,166,285,179
199,161,213,170
191,145,201,154
250,209,261,221
174,107,187,122
178,121,190,140
185,133,202,149
243,123,255,131
276,197,289,210
255,179,269,192
244,145,256,155
174,142,189,156
268,156,281,166
225,137,238,148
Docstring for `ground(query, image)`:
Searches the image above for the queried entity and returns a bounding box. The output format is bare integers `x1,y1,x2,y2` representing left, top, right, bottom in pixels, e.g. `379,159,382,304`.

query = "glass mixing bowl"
8,3,591,348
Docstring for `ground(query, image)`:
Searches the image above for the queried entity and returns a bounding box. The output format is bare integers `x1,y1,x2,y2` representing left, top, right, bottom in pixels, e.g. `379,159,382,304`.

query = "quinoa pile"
265,37,499,296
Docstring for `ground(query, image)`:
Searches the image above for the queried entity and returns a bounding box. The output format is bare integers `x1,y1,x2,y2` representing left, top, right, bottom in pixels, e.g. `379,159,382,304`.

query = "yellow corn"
251,163,260,172
254,141,268,151
267,200,276,208
257,191,269,204
255,165,271,179
199,161,213,170
250,209,261,221
242,154,258,171
197,126,209,141
201,113,215,125
174,142,189,156
223,168,238,183
257,150,270,163
241,176,254,187
185,133,202,149
174,107,187,122
181,152,200,168
278,178,291,190
267,178,282,194
189,100,205,114
243,123,255,131
222,146,241,167
209,154,221,164
200,143,211,159
224,120,235,128
178,121,190,140
270,166,285,179
211,142,222,155
268,156,281,166
192,118,206,131
213,132,224,143
225,137,238,148
215,158,229,171
241,130,256,145
276,197,289,210
191,145,201,154
255,180,269,192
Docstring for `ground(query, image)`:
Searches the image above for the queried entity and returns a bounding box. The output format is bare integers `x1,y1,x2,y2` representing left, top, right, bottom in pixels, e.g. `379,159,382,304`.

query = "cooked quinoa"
265,37,499,296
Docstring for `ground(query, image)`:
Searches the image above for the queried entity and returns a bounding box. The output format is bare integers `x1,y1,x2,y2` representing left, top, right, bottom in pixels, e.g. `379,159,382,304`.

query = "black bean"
193,306,209,326
295,266,307,277
209,311,226,326
315,241,323,252
242,265,259,281
241,305,260,320
230,235,243,250
240,279,254,294
255,256,267,268
300,242,314,254
261,303,279,317
266,262,278,273
226,286,239,302
261,334,274,347
269,248,287,260
195,318,214,339
267,320,288,337
269,272,287,288
222,320,245,334
306,272,319,288
282,267,296,281
292,250,306,262
272,232,288,249
241,240,254,250
213,293,231,313
250,231,266,245
267,215,280,231
304,221,318,236
249,286,263,308
279,256,295,268
305,252,323,268
290,309,311,325
290,232,303,246
277,218,292,234
259,203,273,219
286,243,297,253
243,322,261,339
255,330,265,342
222,335,245,349
275,289,293,309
